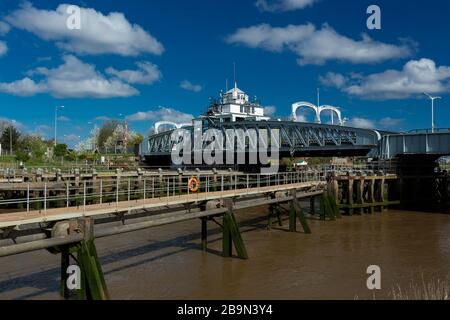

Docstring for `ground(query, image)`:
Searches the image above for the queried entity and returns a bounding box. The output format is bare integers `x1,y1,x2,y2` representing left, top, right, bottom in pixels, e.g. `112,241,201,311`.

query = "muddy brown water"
0,205,449,300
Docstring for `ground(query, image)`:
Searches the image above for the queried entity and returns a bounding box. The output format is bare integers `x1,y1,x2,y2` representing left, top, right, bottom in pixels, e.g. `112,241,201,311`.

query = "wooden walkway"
0,181,325,229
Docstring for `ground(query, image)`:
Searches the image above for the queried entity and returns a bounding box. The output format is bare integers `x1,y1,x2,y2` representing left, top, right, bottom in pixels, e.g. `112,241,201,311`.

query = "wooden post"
60,245,70,299
289,189,311,233
368,179,375,214
267,205,273,230
222,200,248,259
222,214,232,258
201,217,207,252
348,178,354,216
310,196,316,215
289,200,297,232
76,218,109,300
355,179,363,215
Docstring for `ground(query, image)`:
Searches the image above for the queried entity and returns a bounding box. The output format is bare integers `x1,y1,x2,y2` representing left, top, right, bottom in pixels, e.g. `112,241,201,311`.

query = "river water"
0,206,449,300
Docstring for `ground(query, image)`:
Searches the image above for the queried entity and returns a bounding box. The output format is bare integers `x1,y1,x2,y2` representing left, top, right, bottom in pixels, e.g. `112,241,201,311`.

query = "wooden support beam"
289,201,297,232
328,193,341,218
267,205,274,230
273,206,283,227
355,179,363,215
310,196,316,215
60,245,70,299
319,194,337,221
289,190,311,234
293,201,311,234
201,217,207,252
74,218,110,300
222,200,248,259
348,179,354,216
368,179,375,214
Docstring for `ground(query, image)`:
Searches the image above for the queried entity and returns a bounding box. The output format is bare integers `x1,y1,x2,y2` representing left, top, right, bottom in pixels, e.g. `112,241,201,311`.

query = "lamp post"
423,93,442,133
54,105,65,146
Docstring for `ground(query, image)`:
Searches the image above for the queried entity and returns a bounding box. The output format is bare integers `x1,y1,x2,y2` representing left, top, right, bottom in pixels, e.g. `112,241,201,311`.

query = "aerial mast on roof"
233,62,237,89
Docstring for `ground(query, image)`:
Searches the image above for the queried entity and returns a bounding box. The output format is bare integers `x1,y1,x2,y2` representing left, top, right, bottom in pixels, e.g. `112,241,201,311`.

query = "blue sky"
0,0,449,146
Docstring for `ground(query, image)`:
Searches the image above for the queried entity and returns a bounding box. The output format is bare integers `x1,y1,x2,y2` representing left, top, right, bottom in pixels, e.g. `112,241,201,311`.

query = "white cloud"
64,134,81,143
263,105,277,116
256,0,317,12
345,117,404,129
57,116,71,122
0,41,7,57
94,116,112,122
0,77,46,96
106,62,162,85
0,118,25,131
180,80,202,92
379,117,403,128
5,2,164,56
347,117,375,129
0,21,10,35
319,72,347,89
227,23,413,65
126,107,194,123
323,58,450,100
0,55,139,98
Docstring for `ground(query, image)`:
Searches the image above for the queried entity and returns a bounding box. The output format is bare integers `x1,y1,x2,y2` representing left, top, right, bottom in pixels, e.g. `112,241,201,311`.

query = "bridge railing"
0,171,326,215
408,128,450,134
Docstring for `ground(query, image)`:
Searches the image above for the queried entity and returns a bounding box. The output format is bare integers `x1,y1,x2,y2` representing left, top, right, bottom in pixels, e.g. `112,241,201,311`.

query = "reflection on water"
0,206,449,300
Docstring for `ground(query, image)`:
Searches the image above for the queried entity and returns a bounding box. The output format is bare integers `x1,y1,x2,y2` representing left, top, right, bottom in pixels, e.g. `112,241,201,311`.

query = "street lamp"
54,105,65,146
423,93,442,133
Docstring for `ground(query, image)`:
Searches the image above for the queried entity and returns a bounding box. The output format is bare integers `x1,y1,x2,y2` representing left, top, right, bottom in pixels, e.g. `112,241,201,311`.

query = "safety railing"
0,171,326,214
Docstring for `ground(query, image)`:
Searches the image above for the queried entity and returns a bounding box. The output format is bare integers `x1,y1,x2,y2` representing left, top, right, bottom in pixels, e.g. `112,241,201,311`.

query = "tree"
0,126,20,155
54,144,68,158
67,150,77,162
15,150,30,163
97,120,120,149
130,133,144,146
26,136,47,161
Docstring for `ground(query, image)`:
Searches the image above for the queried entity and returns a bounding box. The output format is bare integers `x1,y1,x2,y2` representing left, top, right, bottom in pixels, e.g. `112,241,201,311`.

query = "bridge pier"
201,217,208,252
222,200,248,259
327,173,399,215
51,218,109,300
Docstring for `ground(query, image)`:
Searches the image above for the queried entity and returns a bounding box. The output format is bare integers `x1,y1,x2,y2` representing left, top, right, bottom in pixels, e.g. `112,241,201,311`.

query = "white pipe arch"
318,105,343,126
154,121,192,134
292,101,344,126
178,123,192,129
155,121,178,134
291,102,320,123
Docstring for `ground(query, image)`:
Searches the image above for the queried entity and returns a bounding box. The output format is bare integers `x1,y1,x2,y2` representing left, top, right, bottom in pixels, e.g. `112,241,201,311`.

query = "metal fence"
0,171,326,214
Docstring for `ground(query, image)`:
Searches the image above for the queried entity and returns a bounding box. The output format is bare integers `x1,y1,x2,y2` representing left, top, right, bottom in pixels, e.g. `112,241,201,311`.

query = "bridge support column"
201,217,208,252
347,178,354,216
222,200,248,259
374,177,385,212
289,190,311,234
53,218,109,300
267,204,283,230
319,192,339,221
310,196,316,215
367,179,375,214
355,179,363,215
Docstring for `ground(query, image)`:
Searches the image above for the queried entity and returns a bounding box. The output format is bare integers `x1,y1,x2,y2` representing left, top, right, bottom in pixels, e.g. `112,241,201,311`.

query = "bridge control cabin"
205,83,270,123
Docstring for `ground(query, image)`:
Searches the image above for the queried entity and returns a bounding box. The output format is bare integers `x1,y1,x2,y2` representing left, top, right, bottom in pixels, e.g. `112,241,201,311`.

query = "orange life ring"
188,177,199,193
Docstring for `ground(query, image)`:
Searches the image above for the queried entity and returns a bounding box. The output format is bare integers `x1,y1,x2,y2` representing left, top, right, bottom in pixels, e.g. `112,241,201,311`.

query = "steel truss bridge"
141,121,382,166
